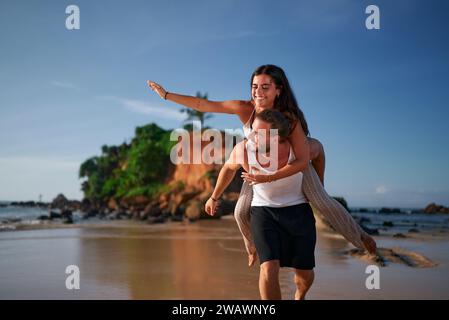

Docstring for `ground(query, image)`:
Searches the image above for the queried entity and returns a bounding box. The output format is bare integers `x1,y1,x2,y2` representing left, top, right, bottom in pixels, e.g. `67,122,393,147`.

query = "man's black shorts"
250,202,316,270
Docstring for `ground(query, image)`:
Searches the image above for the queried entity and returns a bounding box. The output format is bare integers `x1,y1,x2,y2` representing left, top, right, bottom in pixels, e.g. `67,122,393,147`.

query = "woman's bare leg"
306,138,376,253
308,137,325,185
302,164,376,253
234,180,258,266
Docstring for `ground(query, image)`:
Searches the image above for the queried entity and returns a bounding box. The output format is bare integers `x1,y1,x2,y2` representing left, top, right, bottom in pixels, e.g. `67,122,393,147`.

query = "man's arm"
205,142,245,216
211,163,240,200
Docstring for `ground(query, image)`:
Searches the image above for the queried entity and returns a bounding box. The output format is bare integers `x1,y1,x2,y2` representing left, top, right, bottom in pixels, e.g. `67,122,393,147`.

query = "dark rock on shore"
9,201,49,208
352,215,379,235
147,216,167,224
360,224,379,235
185,200,203,221
142,201,162,219
393,233,407,238
379,207,402,214
61,209,72,219
383,221,394,227
49,211,62,219
51,194,69,209
107,198,119,211
108,211,130,220
358,217,371,224
1,218,22,224
36,209,74,222
170,215,184,222
83,209,99,219
61,209,73,223
424,203,449,214
63,216,74,224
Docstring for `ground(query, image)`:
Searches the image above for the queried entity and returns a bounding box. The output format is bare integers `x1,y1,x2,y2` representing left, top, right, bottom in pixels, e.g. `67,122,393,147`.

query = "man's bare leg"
259,260,281,300
294,269,315,300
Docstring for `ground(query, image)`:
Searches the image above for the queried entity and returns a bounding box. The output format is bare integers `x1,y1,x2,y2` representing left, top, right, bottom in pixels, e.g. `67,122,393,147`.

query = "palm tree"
180,91,213,128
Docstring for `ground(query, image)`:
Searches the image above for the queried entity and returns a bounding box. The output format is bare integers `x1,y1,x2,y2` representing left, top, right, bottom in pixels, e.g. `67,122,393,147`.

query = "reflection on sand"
74,221,260,299
1,218,449,299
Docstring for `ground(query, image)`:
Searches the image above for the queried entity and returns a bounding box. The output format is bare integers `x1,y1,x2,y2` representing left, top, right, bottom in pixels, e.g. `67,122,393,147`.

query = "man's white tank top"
243,115,308,207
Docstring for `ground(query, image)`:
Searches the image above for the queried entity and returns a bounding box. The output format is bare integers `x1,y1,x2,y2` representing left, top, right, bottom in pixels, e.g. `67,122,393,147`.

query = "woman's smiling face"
251,74,281,109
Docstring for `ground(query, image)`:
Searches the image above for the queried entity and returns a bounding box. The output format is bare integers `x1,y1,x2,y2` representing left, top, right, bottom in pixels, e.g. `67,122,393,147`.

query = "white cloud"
375,185,387,194
101,96,186,122
50,81,79,90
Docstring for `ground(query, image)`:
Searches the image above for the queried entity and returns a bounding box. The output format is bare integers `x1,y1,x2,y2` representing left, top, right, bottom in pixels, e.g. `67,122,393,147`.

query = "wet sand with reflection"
1,217,448,299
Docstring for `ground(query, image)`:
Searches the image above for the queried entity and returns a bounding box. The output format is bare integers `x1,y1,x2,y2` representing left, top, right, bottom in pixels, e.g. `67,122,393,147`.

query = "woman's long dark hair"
251,64,310,136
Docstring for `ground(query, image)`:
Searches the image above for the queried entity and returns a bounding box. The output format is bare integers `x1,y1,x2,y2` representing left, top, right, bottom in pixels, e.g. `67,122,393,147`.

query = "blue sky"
0,0,448,207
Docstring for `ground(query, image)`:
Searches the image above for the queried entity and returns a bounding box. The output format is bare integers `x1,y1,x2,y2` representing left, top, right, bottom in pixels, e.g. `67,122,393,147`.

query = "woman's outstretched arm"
147,80,252,122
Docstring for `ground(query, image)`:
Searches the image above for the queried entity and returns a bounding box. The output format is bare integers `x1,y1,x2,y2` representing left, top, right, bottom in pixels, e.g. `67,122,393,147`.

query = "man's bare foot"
361,233,377,254
248,253,257,267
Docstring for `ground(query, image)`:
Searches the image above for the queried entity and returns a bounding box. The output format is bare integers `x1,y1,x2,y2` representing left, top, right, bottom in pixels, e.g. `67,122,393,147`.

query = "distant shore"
2,198,449,239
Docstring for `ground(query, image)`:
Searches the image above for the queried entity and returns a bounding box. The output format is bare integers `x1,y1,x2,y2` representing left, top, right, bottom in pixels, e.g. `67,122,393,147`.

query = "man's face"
252,118,279,152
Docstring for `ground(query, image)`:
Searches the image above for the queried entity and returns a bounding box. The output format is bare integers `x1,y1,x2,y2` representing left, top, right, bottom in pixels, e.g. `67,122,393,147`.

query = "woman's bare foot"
361,233,377,254
294,289,306,300
248,252,257,267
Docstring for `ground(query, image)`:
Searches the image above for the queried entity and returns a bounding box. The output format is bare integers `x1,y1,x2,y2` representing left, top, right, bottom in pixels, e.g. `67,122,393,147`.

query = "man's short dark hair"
255,109,291,139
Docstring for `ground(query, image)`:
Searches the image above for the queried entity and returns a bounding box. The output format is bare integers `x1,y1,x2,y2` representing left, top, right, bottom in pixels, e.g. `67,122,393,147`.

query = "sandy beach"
1,217,448,300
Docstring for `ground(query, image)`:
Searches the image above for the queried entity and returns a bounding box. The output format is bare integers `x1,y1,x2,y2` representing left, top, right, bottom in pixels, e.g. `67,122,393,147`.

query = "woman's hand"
147,80,167,100
205,197,220,216
241,172,271,185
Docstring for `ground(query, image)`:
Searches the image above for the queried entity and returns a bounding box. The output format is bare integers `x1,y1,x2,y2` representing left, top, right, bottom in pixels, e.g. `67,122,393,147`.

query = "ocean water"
0,202,49,221
1,201,448,233
351,211,449,234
